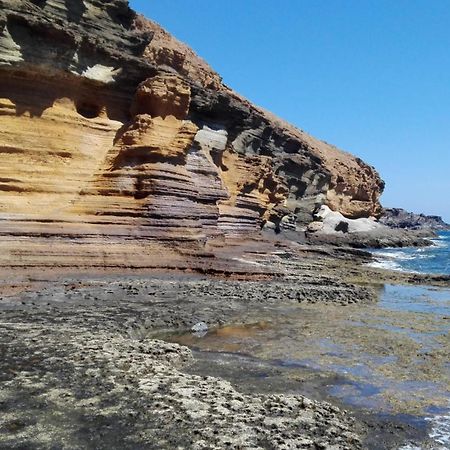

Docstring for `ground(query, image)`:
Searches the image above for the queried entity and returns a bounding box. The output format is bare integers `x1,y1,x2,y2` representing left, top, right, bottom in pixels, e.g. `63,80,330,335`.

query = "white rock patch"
312,205,384,234
82,64,122,83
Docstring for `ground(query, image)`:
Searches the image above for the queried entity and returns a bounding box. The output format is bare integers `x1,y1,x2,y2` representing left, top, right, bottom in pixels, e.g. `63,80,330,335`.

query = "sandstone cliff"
0,0,384,271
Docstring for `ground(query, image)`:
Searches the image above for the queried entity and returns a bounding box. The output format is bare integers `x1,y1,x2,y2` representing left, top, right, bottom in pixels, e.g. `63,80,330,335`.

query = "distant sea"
370,231,450,275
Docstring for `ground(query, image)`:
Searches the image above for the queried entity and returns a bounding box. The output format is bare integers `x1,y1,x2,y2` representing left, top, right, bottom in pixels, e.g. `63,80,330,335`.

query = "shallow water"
171,284,450,449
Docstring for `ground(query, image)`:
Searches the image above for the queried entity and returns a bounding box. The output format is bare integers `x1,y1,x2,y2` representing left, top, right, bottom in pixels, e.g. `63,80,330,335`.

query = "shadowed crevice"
65,0,87,23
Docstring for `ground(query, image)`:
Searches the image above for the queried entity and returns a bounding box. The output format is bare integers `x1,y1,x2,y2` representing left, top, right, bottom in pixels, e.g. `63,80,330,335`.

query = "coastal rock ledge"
0,0,384,270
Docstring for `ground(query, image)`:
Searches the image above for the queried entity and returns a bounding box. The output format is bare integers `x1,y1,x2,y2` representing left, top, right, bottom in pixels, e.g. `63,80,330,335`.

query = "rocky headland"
1,2,449,450
380,208,450,231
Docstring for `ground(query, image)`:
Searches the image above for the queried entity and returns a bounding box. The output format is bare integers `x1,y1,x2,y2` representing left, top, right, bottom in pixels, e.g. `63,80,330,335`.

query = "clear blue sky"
130,0,450,222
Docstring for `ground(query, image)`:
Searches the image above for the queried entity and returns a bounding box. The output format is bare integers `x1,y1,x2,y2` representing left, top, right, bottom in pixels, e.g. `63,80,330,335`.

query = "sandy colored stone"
0,0,385,271
131,74,191,119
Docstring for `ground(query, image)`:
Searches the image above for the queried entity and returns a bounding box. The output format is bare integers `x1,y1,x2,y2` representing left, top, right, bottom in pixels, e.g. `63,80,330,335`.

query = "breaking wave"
368,231,450,275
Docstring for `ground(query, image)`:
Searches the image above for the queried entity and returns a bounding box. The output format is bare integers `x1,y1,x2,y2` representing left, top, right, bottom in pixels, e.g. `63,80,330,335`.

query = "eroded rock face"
0,0,385,269
131,74,191,119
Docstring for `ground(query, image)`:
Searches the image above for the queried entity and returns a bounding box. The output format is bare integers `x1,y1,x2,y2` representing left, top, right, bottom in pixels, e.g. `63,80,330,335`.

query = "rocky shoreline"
0,275,368,450
0,2,448,448
1,244,448,449
380,208,450,231
306,227,437,249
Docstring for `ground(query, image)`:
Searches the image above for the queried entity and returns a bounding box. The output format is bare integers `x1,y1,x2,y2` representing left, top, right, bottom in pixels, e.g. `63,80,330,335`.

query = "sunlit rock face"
0,0,384,270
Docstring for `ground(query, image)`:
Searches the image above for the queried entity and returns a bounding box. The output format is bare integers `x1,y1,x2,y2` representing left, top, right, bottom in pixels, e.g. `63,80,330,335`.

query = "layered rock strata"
0,0,384,270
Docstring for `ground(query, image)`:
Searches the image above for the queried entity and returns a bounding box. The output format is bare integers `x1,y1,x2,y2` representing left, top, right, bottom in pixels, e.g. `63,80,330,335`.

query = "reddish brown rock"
131,74,191,119
133,15,223,90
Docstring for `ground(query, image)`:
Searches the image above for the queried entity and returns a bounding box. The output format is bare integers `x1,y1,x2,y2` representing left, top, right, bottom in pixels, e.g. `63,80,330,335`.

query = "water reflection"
170,285,450,417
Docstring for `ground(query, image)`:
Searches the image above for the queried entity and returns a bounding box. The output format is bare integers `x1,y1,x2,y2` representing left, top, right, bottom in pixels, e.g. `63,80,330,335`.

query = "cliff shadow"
65,0,87,23
0,69,132,121
6,15,77,71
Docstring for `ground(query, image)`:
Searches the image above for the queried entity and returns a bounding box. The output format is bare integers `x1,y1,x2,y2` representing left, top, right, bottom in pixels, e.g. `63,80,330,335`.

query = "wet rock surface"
0,276,366,450
0,252,448,449
306,227,436,249
0,4,447,448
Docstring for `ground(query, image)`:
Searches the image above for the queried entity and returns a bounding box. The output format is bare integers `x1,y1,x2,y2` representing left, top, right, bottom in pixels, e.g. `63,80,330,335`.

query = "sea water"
370,231,450,275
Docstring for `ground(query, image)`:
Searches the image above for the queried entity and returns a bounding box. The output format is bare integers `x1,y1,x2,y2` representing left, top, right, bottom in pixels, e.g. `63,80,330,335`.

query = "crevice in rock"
111,146,187,169
76,100,102,119
65,0,87,23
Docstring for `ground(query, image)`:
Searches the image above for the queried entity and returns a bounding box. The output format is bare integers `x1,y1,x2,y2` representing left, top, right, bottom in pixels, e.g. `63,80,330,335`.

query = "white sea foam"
430,238,448,248
367,259,407,272
398,410,450,450
369,250,415,271
367,254,423,273
375,251,417,260
369,245,436,274
427,411,450,448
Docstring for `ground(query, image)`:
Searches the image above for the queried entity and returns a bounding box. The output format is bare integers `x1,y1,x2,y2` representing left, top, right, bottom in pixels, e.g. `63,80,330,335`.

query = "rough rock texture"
0,0,384,270
0,275,364,449
307,227,435,249
380,208,450,230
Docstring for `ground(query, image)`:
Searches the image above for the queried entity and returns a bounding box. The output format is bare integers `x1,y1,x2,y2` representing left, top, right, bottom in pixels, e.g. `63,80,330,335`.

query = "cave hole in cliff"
76,101,102,119
287,178,308,198
134,191,149,200
65,0,87,23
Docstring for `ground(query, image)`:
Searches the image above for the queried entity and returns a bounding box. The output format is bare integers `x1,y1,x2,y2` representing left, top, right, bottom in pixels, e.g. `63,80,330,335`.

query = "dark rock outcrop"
380,208,450,231
307,227,435,249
